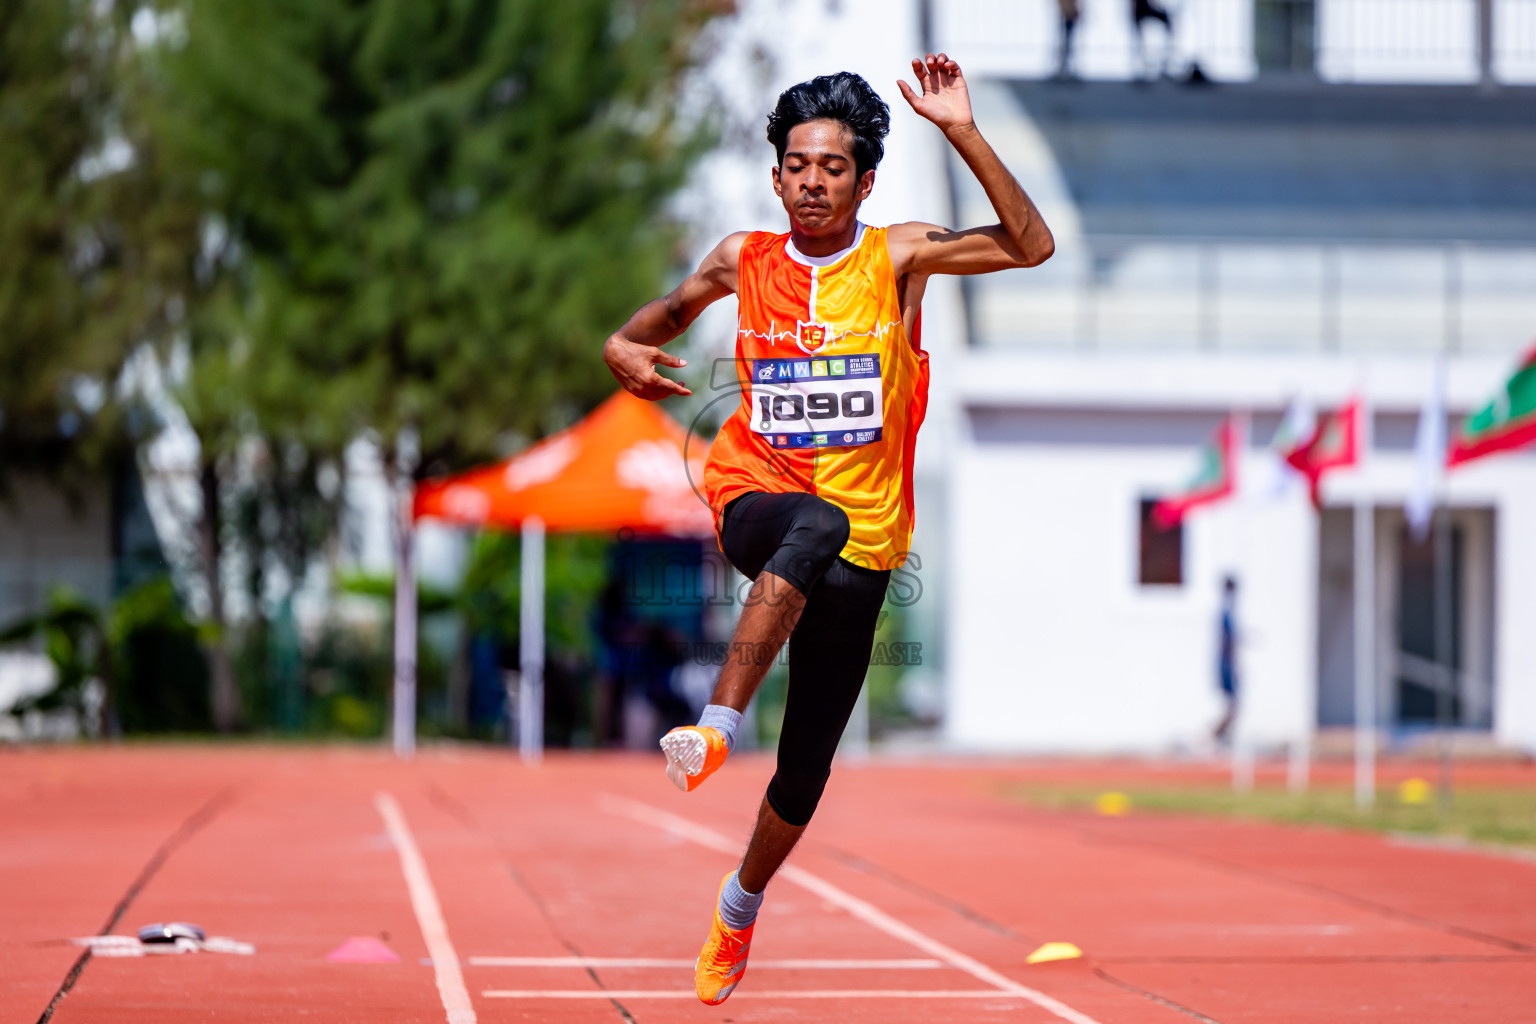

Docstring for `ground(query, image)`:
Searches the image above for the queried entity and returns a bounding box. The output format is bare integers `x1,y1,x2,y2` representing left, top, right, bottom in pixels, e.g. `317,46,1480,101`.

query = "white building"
929,0,1536,753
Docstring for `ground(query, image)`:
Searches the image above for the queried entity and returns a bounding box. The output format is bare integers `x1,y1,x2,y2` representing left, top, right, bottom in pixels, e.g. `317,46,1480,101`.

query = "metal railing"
969,235,1536,353
935,0,1536,84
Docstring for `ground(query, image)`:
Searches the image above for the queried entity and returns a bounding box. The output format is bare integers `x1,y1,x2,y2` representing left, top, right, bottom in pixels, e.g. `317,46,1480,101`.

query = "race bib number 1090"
748,353,883,449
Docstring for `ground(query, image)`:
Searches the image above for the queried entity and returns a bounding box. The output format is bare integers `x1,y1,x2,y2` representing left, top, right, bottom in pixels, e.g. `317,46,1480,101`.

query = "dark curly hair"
766,72,891,177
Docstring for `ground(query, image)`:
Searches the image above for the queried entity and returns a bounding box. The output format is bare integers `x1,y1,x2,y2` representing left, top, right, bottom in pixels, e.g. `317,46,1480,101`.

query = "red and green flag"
1283,398,1361,508
1153,415,1240,529
1448,343,1536,467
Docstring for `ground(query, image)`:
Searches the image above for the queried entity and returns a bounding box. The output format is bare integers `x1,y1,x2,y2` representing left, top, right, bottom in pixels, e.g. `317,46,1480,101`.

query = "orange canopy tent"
412,389,714,536
391,391,713,759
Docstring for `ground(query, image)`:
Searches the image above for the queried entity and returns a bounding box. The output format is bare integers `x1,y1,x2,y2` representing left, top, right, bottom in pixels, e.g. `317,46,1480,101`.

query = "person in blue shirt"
1214,575,1238,742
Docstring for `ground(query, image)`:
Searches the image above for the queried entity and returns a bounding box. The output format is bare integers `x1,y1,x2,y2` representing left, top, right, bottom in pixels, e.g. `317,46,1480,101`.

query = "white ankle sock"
697,704,742,752
718,869,763,929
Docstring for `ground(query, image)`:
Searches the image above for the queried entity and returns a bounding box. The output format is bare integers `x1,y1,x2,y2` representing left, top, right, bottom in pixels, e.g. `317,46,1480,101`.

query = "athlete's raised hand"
897,53,974,134
604,334,692,400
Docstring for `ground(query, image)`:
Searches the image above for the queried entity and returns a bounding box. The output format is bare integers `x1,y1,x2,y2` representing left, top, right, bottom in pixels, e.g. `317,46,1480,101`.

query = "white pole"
519,516,545,765
392,485,417,760
1288,736,1310,795
1232,742,1254,793
1353,395,1376,808
1476,0,1495,90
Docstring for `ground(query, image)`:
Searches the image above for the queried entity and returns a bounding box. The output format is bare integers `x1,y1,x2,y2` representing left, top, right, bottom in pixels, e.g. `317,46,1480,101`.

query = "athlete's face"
773,119,875,240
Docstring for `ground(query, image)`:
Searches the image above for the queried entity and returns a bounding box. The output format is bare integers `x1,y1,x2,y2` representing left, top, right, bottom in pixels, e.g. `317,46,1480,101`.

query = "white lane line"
376,792,477,1024
482,989,1021,1000
599,794,1106,1024
468,956,945,969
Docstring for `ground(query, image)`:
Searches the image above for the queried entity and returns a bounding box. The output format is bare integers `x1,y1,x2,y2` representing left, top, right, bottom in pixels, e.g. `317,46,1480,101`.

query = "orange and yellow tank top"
703,223,930,569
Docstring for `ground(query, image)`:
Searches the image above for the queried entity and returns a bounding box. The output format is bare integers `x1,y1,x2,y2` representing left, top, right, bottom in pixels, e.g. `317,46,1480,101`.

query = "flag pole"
1275,395,1315,794
1426,353,1454,811
519,516,546,766
392,483,417,760
1409,354,1452,805
1353,392,1375,809
1434,470,1455,812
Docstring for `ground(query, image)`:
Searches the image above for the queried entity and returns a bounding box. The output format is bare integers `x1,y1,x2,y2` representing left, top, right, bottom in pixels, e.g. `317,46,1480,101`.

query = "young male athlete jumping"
603,54,1054,1005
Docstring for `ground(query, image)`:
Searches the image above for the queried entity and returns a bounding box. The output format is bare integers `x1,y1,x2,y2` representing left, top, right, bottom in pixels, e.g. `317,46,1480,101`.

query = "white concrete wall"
949,436,1226,751
946,409,1316,753
945,350,1536,753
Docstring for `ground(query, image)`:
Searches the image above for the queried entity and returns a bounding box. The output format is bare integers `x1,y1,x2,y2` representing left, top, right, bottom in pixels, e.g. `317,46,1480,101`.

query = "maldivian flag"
1284,398,1361,508
1153,415,1240,529
1448,343,1536,466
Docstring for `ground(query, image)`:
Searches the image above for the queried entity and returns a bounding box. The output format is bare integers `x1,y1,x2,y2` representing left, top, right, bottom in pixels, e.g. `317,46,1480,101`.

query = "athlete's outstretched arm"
603,232,749,400
890,53,1054,277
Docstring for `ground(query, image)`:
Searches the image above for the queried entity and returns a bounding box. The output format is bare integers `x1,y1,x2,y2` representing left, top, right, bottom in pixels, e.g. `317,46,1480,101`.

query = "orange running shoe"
659,725,728,792
695,873,754,1005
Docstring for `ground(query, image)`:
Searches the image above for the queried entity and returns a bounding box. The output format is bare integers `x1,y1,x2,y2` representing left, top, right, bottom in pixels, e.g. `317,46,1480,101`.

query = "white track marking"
483,989,1023,1000
599,794,1106,1024
376,792,477,1024
468,956,944,969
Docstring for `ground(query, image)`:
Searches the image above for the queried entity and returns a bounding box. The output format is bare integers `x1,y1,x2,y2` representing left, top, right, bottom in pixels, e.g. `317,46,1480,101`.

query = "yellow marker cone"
1095,791,1131,816
1026,942,1084,965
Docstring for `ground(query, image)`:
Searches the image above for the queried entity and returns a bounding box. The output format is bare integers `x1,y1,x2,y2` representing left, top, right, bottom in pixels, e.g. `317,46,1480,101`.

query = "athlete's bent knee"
780,499,849,591
765,769,829,828
803,499,851,558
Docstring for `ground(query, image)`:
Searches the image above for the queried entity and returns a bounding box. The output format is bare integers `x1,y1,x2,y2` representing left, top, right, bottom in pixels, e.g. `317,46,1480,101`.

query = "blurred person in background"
595,577,637,746
1056,0,1081,79
1214,575,1239,743
637,620,691,739
603,54,1054,1005
1132,0,1174,78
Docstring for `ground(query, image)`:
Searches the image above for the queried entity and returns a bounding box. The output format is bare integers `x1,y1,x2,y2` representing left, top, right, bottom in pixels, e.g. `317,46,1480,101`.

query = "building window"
1139,498,1183,586
1255,0,1316,76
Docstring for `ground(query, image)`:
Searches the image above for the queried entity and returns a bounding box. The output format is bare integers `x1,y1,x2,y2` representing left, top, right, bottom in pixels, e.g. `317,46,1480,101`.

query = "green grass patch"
1009,779,1536,850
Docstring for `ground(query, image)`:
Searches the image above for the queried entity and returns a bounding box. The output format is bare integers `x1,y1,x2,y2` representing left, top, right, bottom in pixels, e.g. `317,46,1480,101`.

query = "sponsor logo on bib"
749,352,883,449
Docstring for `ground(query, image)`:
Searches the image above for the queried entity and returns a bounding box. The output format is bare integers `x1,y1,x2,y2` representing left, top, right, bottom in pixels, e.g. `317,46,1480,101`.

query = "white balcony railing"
935,0,1536,84
971,236,1536,353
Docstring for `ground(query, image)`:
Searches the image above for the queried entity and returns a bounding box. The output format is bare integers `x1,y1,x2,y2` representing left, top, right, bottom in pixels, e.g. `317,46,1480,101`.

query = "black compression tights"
719,492,891,827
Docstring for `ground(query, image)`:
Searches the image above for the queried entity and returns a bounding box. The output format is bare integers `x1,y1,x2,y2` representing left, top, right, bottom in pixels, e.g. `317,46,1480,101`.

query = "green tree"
129,0,724,734
153,0,723,479
109,13,244,731
122,5,350,730
0,0,141,488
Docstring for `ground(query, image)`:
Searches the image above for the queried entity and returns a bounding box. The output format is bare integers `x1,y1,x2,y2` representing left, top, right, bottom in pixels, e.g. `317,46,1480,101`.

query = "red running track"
2,746,1534,1023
